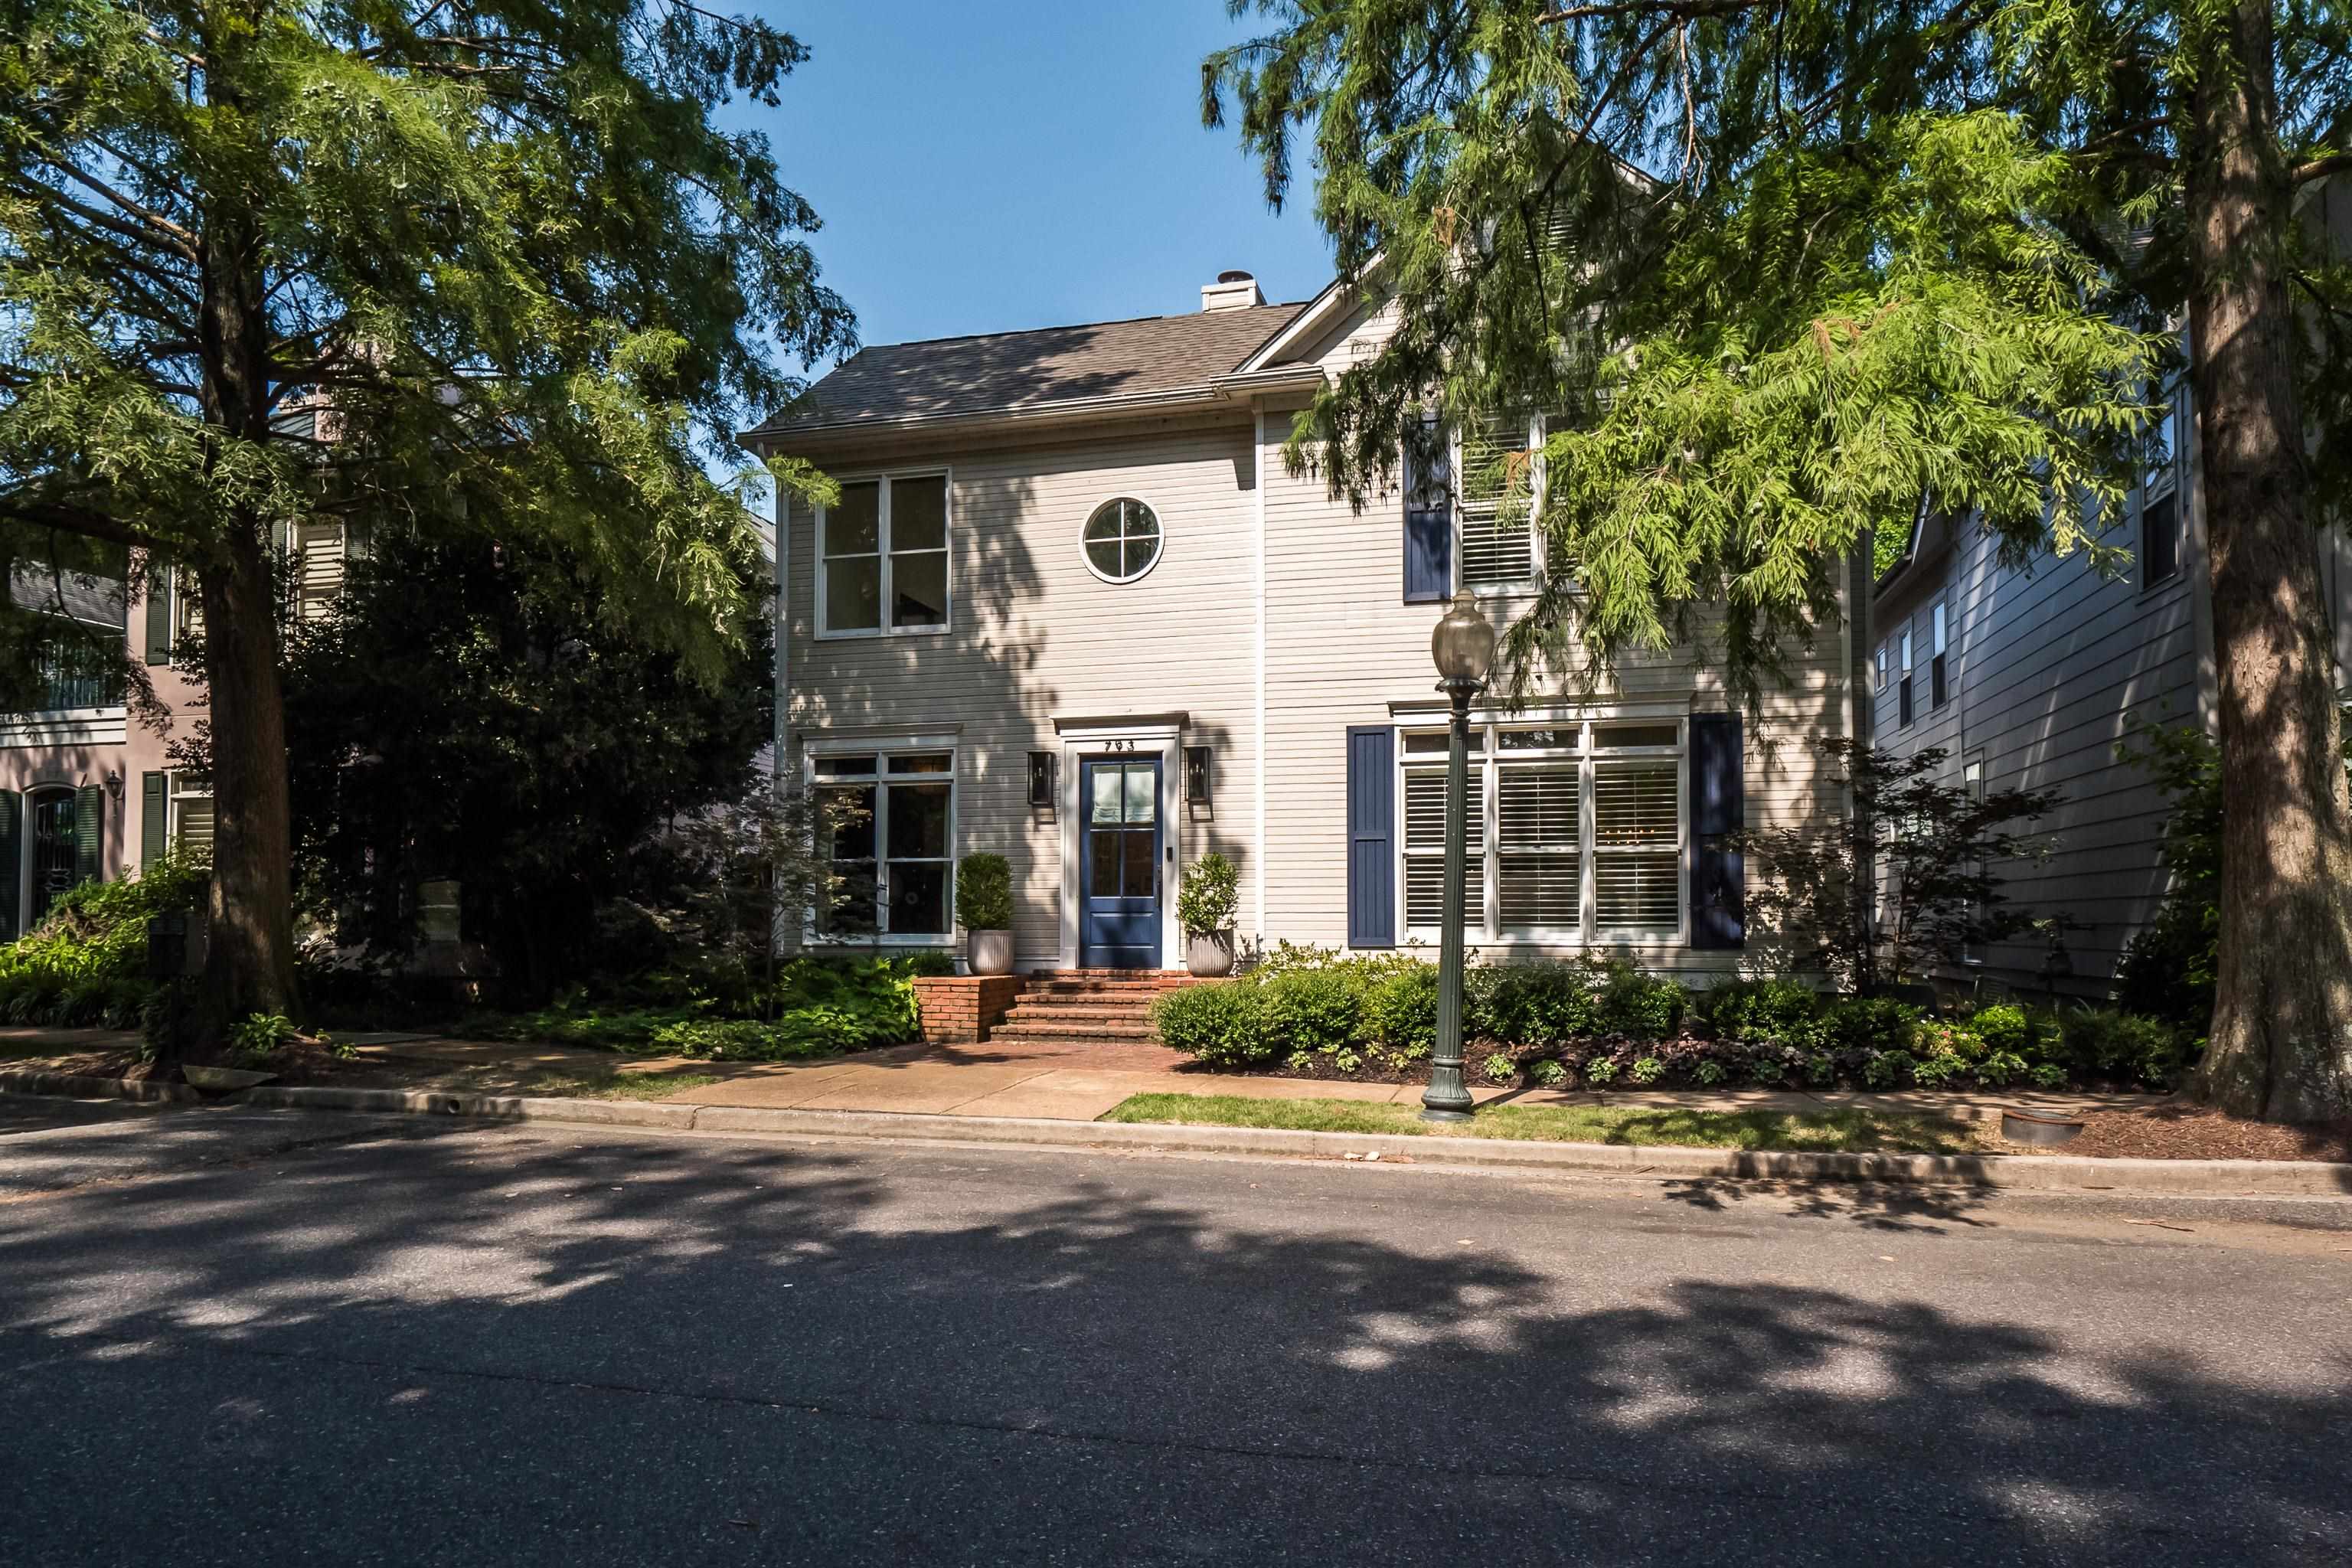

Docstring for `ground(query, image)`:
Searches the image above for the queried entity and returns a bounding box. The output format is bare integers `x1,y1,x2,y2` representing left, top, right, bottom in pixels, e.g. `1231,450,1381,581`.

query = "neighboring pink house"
0,555,211,939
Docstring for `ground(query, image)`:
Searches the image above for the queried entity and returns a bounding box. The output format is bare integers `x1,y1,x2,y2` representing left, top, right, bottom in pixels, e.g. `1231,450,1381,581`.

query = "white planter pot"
968,929,1015,975
1185,933,1236,978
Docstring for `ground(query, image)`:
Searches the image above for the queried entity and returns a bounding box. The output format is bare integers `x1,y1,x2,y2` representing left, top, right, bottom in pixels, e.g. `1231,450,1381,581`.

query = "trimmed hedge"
1152,951,2192,1091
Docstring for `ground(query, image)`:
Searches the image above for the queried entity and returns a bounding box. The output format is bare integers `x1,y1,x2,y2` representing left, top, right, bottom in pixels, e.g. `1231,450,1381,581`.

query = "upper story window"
818,473,949,638
1929,599,1949,710
1082,498,1163,583
2141,394,2180,588
1402,413,1542,602
1897,628,1915,727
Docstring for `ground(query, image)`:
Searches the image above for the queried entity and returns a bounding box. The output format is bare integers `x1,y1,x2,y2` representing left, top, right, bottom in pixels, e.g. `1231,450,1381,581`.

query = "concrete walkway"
346,1034,2158,1125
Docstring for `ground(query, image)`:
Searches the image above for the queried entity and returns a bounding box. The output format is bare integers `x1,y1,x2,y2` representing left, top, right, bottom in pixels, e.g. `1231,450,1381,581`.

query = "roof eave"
738,381,1252,457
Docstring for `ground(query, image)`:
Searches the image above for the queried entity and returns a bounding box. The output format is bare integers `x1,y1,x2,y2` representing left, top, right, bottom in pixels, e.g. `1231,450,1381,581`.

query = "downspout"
1848,532,1877,995
1253,401,1269,946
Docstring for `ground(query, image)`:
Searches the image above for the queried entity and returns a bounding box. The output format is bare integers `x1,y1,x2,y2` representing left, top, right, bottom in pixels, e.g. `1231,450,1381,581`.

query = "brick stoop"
989,969,1204,1045
908,975,1029,1044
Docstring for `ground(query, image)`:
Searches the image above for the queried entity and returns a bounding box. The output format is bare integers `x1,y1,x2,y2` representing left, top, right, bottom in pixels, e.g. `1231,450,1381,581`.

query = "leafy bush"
1864,1050,1916,1089
1527,1058,1567,1087
1362,965,1439,1051
1154,980,1276,1067
1694,1058,1726,1086
1592,962,1684,1041
485,956,926,1058
1251,939,1421,983
1177,852,1240,936
954,853,1013,931
1629,1055,1664,1085
1259,968,1364,1054
1583,1055,1619,1086
2051,1007,2194,1088
1968,1003,2030,1056
0,851,209,1031
1479,963,1595,1043
230,1012,295,1065
1821,997,1923,1055
1694,978,1824,1047
1481,1052,1516,1083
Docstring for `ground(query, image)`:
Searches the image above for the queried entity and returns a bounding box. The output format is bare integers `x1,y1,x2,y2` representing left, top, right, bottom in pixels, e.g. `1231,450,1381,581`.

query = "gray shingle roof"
749,301,1309,439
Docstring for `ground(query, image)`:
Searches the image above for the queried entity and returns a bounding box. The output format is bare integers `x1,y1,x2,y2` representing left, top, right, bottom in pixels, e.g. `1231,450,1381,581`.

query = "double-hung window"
818,474,950,636
1400,719,1685,943
809,750,955,941
1897,629,1915,727
1929,599,1949,710
169,772,214,853
1456,413,1540,590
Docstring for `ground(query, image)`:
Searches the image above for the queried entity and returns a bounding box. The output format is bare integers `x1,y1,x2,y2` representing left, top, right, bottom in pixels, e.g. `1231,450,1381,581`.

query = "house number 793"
1102,739,1135,753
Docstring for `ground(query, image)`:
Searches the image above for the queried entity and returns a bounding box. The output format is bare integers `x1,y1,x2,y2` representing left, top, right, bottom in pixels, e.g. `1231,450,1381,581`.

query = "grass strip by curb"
1099,1093,1988,1155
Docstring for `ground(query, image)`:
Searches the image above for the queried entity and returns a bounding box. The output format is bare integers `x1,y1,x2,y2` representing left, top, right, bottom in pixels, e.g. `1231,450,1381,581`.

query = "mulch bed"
2055,1102,2352,1163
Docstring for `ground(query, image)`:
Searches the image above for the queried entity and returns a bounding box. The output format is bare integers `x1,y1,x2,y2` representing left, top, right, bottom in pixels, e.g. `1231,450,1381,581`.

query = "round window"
1083,498,1163,583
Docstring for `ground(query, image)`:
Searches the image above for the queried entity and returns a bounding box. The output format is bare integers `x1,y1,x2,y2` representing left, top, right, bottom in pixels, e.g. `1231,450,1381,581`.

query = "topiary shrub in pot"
1178,851,1240,976
956,853,1015,975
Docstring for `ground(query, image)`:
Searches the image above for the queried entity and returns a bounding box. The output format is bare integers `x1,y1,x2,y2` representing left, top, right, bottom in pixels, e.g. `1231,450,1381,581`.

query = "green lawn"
1099,1093,1985,1155
515,1070,722,1101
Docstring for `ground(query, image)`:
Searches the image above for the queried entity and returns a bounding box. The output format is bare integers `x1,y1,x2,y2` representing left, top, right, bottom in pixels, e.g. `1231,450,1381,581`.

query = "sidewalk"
345,1034,2154,1126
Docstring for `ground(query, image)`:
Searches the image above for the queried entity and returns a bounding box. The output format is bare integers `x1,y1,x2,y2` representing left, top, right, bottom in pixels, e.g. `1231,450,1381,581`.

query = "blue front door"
1081,758,1161,968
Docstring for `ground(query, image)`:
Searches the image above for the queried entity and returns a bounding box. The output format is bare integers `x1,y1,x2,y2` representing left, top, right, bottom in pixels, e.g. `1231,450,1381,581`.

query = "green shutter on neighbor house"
145,564,174,665
141,772,167,867
74,785,103,887
0,792,20,942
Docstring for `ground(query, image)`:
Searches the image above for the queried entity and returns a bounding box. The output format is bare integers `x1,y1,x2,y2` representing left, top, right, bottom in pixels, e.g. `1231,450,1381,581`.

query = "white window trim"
1055,720,1184,971
801,737,960,947
1080,493,1168,586
1452,411,1545,595
814,469,953,641
167,769,214,851
1395,713,1687,948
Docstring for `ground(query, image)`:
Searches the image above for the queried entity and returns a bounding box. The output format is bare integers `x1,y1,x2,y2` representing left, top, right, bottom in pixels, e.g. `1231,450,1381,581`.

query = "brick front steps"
910,969,1205,1045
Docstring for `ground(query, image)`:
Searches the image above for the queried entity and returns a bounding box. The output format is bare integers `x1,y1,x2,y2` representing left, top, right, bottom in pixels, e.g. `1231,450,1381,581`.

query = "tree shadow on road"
0,1120,2344,1566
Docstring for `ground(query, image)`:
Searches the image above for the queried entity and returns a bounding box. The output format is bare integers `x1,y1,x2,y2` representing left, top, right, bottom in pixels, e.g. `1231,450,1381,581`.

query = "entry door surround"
1080,756,1163,968
1055,718,1183,970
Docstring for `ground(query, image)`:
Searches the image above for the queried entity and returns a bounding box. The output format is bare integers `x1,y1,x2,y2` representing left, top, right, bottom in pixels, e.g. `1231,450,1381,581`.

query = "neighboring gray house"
1872,376,2352,1001
742,269,1857,977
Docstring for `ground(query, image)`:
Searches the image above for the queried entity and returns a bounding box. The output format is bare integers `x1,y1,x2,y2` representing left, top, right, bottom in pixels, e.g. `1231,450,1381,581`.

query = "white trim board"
1056,719,1184,972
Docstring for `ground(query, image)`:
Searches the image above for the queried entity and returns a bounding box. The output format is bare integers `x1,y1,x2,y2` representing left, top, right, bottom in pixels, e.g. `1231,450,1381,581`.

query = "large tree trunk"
2184,1,2352,1121
196,537,299,1032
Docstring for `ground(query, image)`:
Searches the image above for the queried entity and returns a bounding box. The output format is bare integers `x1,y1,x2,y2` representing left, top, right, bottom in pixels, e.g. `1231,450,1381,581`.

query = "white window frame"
2140,390,2183,590
1396,714,1687,947
168,770,214,851
1929,598,1949,710
1452,411,1544,593
1080,494,1168,586
814,469,952,640
800,739,959,946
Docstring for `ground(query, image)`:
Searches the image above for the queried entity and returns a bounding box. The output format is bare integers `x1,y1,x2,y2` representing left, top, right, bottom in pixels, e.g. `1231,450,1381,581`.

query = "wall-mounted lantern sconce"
1027,750,1057,810
1184,745,1214,808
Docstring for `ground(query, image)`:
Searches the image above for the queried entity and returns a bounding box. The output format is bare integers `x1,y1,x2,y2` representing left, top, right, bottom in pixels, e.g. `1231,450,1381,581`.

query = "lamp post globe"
1423,591,1494,1122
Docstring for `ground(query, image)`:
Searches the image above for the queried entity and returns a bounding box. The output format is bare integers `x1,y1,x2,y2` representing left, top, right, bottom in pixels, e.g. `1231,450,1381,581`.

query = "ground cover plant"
471,954,943,1062
1153,950,2190,1093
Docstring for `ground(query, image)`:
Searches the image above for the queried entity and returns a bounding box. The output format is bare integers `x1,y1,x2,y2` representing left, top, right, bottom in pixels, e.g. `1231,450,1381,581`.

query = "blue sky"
746,3,1337,370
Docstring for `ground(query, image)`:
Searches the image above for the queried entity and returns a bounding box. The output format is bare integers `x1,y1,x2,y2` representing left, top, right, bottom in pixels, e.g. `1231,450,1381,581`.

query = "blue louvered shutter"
1346,726,1396,948
1402,430,1452,603
1688,713,1744,949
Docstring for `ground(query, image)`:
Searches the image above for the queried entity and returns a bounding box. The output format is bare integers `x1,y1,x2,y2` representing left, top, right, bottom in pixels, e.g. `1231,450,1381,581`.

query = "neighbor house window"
818,474,950,636
1929,599,1949,710
2141,397,2180,587
1082,498,1164,583
169,772,214,853
1400,718,1684,942
808,750,955,940
1898,629,1915,727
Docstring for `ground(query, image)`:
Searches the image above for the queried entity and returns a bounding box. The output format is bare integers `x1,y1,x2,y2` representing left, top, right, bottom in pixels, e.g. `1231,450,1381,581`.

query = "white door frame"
1057,720,1183,970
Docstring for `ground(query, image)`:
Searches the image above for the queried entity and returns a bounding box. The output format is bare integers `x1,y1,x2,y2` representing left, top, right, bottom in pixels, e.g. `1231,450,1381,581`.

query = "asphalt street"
0,1098,2347,1566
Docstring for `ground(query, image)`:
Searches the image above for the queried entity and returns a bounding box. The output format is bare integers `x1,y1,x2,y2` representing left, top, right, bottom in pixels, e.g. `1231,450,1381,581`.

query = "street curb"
0,1069,202,1105
5,1072,2350,1196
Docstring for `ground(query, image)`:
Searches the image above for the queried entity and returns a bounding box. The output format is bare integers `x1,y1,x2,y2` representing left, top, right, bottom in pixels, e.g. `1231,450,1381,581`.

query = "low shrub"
1693,977,1824,1047
483,955,926,1057
1969,1003,2030,1056
1527,1058,1567,1087
1821,997,1923,1055
1481,1052,1516,1083
1259,968,1363,1054
1592,962,1684,1041
1153,980,1273,1067
1361,965,1439,1052
1479,963,1596,1043
0,851,209,1033
2050,1006,2194,1088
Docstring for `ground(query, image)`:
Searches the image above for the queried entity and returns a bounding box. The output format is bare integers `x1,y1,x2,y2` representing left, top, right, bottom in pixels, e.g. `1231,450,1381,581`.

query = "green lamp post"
1423,590,1497,1122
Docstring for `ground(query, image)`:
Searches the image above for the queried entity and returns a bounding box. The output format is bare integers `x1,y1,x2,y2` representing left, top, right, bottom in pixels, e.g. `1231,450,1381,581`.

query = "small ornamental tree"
1178,851,1240,939
1734,743,2066,994
953,853,1014,933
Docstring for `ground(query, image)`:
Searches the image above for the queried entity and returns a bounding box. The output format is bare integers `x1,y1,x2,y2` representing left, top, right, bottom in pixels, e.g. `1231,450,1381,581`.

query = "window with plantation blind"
1396,719,1687,941
1455,413,1538,590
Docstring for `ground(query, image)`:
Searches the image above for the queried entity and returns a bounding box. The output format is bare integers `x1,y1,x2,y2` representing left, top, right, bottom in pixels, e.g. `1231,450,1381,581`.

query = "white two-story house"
744,270,1858,977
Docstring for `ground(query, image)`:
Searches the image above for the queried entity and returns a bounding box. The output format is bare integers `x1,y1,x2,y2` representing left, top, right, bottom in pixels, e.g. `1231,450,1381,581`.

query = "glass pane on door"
1122,764,1155,823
